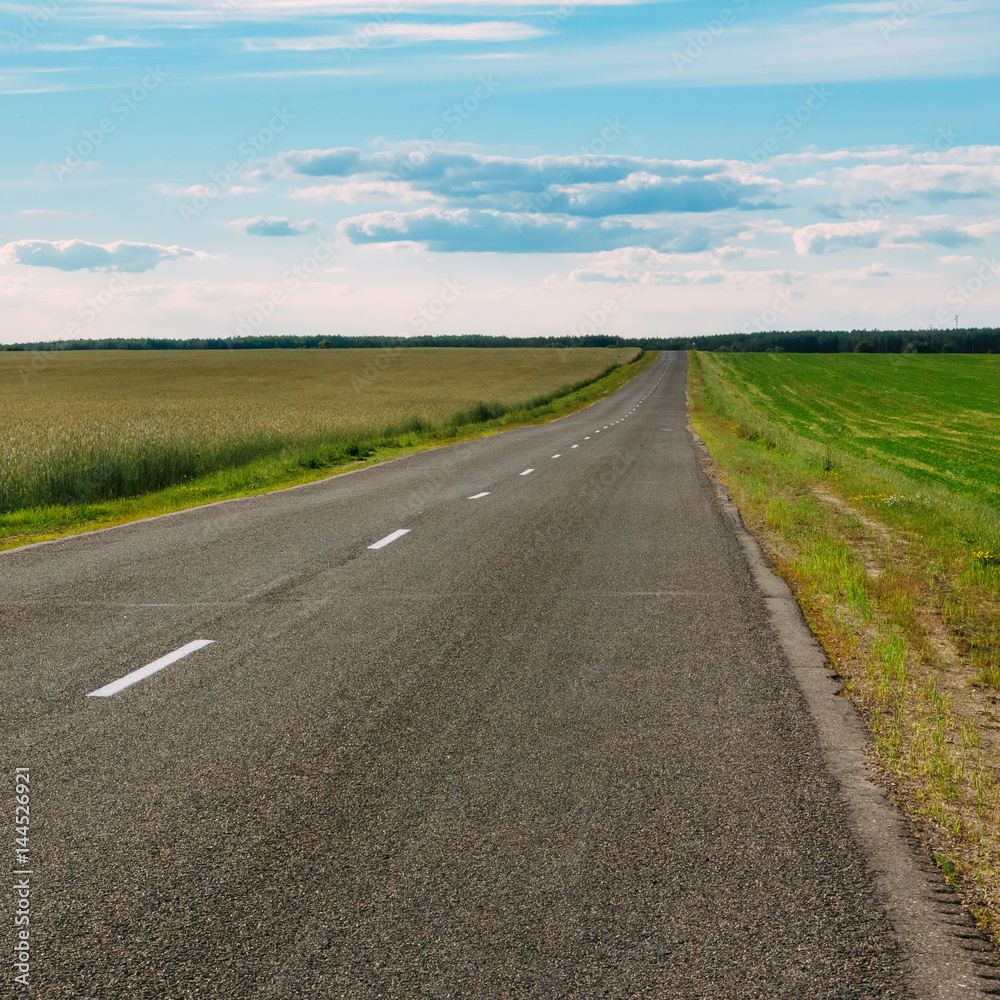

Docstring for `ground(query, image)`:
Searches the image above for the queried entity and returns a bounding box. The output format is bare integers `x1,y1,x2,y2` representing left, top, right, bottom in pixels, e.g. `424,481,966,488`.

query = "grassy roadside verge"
1,350,655,552
687,351,1000,939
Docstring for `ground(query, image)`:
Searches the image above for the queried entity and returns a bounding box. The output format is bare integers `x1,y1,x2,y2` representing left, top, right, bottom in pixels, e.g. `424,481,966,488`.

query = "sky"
1,0,999,344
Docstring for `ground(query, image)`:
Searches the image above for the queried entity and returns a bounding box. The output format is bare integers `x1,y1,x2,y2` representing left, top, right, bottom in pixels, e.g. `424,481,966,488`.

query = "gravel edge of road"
687,413,1000,999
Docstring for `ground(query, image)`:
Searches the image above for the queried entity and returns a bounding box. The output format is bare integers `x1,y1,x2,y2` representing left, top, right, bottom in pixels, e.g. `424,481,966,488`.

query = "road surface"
2,352,993,997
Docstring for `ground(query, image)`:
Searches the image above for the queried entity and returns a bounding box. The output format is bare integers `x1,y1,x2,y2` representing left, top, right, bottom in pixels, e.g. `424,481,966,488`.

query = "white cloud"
770,147,915,167
449,52,535,60
62,0,649,22
0,239,210,272
152,183,210,198
828,160,1000,202
151,182,259,198
860,262,892,277
793,215,1000,254
37,35,157,51
270,146,780,217
335,205,744,254
806,0,991,15
243,22,546,51
570,267,726,285
566,247,807,286
288,179,439,204
566,3,1000,87
203,69,371,80
792,219,881,254
806,2,905,12
225,216,317,236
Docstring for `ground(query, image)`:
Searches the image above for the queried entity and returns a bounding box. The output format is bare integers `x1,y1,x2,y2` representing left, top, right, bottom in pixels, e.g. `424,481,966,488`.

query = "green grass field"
691,351,1000,937
700,353,1000,509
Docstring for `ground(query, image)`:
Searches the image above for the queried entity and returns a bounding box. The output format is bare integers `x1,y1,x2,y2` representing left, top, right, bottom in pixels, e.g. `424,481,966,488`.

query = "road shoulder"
687,416,999,998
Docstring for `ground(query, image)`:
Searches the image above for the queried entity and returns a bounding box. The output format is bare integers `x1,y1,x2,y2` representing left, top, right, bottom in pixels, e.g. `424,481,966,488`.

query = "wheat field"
1,347,635,512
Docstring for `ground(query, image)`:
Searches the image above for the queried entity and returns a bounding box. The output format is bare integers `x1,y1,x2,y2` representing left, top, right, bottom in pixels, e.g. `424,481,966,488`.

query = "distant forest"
6,328,1000,354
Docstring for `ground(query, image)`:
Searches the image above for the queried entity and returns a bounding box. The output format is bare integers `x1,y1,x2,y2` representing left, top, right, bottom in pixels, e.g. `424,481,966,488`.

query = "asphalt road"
0,351,985,997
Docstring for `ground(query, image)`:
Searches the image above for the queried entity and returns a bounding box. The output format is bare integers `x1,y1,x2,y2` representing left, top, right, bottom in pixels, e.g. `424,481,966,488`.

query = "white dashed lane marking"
368,528,411,550
87,639,215,698
503,366,665,488
468,492,490,500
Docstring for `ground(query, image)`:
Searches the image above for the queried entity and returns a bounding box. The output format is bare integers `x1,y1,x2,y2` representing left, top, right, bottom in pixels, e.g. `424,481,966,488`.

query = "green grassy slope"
701,354,1000,507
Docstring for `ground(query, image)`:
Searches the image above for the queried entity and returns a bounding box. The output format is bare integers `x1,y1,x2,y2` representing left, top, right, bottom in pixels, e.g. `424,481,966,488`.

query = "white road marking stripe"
520,468,534,475
87,639,214,698
584,436,590,439
552,454,561,458
368,528,411,550
468,492,490,499
571,444,579,448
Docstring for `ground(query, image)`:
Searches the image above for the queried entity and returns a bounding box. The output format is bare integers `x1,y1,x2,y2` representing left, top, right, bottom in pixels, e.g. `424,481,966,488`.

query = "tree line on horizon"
5,329,1000,354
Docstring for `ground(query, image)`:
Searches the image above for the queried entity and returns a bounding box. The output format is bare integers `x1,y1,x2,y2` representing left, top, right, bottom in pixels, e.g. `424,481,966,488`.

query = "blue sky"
2,0,999,342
